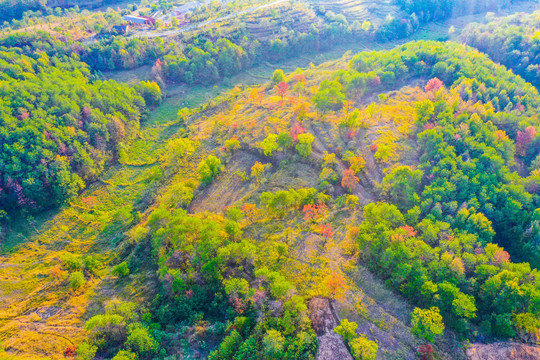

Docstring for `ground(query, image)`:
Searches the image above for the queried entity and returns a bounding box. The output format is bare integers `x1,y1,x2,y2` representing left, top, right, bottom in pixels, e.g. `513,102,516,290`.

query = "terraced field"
309,0,402,25
242,2,319,41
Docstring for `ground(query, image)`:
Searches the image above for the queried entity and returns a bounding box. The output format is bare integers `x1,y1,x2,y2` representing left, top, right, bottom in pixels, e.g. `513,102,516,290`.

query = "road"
130,0,290,39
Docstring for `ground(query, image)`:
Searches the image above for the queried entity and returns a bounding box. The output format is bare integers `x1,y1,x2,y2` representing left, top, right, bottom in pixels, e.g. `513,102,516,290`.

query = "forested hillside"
0,0,46,23
462,11,540,89
2,39,538,359
77,40,540,359
0,0,124,23
0,48,159,215
395,0,523,22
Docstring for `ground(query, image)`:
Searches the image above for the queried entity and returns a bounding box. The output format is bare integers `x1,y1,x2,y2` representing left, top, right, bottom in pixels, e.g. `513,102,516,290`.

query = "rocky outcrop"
467,342,540,360
309,297,353,360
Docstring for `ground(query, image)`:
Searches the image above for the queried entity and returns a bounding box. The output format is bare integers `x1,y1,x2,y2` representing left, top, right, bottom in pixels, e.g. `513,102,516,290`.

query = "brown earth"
309,297,353,360
467,343,540,360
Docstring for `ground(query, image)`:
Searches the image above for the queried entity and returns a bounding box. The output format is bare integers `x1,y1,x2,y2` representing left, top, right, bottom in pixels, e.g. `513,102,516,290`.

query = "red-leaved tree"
425,78,443,93
418,344,434,360
516,126,537,156
291,123,307,141
276,81,289,100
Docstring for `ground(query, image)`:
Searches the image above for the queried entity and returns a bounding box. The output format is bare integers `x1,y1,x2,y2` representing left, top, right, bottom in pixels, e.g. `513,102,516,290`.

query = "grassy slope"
0,91,198,358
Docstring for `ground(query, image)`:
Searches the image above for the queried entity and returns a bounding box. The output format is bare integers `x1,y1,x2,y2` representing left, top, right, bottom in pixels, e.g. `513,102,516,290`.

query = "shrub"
64,346,76,357
334,319,358,343
61,252,82,271
126,324,158,354
112,262,130,277
350,335,378,360
83,255,101,276
76,342,97,360
112,350,138,360
198,155,222,184
69,271,86,291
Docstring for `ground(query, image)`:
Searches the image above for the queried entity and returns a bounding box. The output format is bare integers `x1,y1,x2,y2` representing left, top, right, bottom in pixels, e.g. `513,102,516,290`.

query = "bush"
350,335,378,360
112,262,130,277
334,319,358,343
61,253,82,271
112,350,138,360
83,255,101,276
76,342,97,360
126,324,158,354
69,271,86,291
198,155,222,184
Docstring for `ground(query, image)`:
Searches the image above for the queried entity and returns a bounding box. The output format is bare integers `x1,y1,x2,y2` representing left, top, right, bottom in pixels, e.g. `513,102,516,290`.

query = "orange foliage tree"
342,169,359,192
303,202,328,222
249,87,264,105
322,272,349,301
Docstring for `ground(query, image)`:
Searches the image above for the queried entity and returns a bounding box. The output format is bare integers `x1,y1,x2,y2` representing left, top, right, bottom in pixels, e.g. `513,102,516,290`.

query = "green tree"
260,134,279,156
209,330,243,360
296,133,315,157
415,100,435,126
411,307,445,342
126,324,158,355
452,292,477,319
277,132,293,149
313,79,346,112
234,336,258,360
76,342,97,360
334,319,358,343
223,277,250,297
198,155,222,184
349,335,378,360
380,165,423,211
135,81,162,107
271,69,286,84
263,329,285,358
